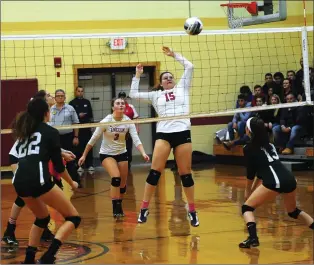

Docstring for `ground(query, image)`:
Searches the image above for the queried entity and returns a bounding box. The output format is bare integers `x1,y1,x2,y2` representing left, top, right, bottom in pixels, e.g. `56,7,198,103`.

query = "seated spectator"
273,72,284,100
302,67,314,101
269,94,282,130
236,85,252,108
296,57,305,98
253,96,273,131
223,94,252,149
282,78,299,102
287,70,297,93
266,87,274,105
262,73,274,95
251,85,265,106
272,93,307,155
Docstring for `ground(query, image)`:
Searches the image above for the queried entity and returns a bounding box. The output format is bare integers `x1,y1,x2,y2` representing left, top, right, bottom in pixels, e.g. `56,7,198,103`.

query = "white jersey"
88,114,142,155
129,53,194,133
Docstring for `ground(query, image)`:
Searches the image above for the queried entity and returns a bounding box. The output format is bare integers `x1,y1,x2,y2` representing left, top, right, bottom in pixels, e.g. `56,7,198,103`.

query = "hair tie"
246,117,254,133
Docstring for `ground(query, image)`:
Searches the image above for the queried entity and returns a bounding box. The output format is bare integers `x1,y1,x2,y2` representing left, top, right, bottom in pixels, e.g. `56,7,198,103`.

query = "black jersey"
12,123,65,197
243,143,296,193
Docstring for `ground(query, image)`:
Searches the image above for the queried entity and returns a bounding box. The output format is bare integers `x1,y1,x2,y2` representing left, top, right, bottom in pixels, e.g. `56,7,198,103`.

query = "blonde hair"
271,94,281,117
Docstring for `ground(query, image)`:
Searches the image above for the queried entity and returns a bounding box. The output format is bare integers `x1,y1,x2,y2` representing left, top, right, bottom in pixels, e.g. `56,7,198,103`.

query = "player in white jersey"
78,97,149,217
129,46,199,227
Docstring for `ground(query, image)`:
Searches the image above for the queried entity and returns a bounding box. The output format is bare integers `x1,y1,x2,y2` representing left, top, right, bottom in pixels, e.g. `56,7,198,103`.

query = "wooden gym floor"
1,164,313,264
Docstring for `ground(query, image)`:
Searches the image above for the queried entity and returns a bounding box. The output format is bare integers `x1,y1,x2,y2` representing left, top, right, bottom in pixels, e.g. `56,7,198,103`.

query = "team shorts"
100,152,128,163
156,130,192,149
14,178,55,198
263,180,297,193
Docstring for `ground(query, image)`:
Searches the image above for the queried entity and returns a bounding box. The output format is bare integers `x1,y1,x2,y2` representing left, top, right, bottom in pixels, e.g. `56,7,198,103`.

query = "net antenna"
220,1,258,29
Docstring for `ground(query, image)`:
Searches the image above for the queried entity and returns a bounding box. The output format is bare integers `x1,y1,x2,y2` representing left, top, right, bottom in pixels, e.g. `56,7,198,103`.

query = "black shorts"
100,152,128,163
263,181,297,193
156,130,191,149
14,178,55,198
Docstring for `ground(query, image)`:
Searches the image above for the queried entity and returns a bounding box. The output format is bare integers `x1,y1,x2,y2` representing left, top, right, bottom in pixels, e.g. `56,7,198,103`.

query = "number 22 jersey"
10,123,65,189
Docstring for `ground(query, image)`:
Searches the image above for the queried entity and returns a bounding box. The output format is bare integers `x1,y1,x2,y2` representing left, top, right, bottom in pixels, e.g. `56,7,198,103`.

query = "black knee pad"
180,174,194,187
288,208,302,219
34,215,50,228
242,205,255,215
111,177,121,187
146,169,161,186
15,196,25,208
120,185,127,194
65,216,81,229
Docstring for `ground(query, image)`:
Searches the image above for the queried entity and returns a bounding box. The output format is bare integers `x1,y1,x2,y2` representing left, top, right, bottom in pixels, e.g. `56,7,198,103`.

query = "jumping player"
240,117,314,248
78,97,149,217
129,46,199,227
10,98,80,264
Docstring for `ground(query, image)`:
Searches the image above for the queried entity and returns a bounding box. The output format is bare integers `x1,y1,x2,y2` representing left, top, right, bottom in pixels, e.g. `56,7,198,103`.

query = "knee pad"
288,208,302,219
146,169,161,186
15,196,25,208
241,205,255,215
120,185,127,194
65,216,81,229
180,174,194,187
34,215,50,228
111,177,121,187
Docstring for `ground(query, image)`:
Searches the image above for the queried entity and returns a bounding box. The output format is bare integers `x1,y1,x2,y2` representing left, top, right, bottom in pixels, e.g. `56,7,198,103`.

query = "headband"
246,117,254,133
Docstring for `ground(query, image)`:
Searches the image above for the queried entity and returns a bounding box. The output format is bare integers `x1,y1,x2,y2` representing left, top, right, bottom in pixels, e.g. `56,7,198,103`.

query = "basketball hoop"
220,2,258,29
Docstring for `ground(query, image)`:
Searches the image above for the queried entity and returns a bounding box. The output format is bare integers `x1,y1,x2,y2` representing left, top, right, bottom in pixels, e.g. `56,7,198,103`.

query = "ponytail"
11,111,38,140
11,98,49,140
250,117,272,153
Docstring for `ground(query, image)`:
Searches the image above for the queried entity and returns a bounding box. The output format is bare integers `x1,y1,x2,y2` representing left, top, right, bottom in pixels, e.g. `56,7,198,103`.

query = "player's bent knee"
65,216,81,229
15,196,25,208
111,177,121,187
180,174,194,187
120,185,127,194
34,215,50,228
288,208,302,219
146,169,161,186
241,204,255,215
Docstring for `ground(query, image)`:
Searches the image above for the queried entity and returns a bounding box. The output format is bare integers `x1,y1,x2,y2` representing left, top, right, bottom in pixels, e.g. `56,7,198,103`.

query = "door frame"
73,62,160,150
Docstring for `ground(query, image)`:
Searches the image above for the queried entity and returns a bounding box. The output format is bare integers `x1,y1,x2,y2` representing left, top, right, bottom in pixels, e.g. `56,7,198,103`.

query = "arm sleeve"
130,104,139,119
232,113,238,123
87,118,107,146
174,52,194,91
129,77,155,102
129,123,142,147
70,106,80,124
243,146,257,180
49,129,66,173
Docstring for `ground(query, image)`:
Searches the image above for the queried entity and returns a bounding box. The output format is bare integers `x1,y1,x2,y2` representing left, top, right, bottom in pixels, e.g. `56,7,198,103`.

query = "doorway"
77,66,157,165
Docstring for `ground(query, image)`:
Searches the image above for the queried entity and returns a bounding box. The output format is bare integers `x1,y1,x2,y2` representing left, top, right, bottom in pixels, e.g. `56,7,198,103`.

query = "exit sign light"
109,37,127,50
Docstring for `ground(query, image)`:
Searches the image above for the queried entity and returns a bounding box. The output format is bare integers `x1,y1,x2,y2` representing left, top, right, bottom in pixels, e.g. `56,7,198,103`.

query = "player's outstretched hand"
78,156,86,167
71,181,79,190
136,64,143,74
162,46,174,57
62,151,76,162
142,153,150,162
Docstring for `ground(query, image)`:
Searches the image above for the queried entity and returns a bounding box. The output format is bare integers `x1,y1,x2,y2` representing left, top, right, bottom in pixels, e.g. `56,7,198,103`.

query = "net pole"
301,0,311,104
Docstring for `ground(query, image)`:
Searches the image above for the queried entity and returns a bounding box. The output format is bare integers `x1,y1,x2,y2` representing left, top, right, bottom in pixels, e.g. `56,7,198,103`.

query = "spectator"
266,87,274,105
295,57,305,98
273,72,284,100
262,73,273,95
118,91,139,171
287,70,297,93
272,93,306,155
269,94,282,130
282,78,299,102
49,89,81,187
251,85,264,106
69,86,94,172
223,94,251,149
253,96,272,128
236,85,252,108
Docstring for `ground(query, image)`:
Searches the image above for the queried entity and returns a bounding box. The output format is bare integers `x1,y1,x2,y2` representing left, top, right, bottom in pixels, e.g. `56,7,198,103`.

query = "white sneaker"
77,167,84,172
88,166,95,171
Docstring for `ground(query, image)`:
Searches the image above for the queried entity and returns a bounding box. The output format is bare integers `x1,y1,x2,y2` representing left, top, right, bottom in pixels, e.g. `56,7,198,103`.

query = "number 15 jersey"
88,114,142,156
11,123,65,188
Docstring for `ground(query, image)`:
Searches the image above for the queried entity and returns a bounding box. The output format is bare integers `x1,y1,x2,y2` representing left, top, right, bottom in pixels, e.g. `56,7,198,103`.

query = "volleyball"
184,17,203,35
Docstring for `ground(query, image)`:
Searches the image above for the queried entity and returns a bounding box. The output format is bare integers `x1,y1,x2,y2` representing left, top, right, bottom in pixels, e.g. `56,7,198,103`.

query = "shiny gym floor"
1,163,313,264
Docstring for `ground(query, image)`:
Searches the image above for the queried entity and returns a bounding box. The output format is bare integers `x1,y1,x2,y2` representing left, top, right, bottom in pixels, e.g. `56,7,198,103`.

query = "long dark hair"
249,117,272,153
11,98,49,140
152,71,173,91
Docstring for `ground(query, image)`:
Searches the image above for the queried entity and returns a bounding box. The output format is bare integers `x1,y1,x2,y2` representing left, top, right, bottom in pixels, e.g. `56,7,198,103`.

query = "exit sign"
110,37,127,50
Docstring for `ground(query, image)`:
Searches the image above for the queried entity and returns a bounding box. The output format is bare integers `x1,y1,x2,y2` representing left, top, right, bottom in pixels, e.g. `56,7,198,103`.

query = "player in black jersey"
239,117,314,248
11,98,81,264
